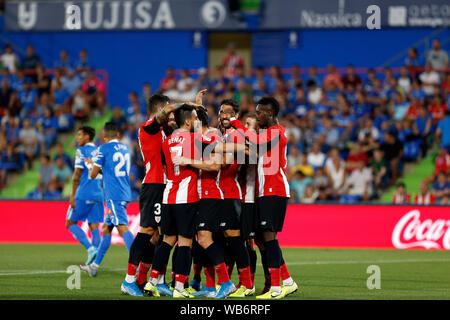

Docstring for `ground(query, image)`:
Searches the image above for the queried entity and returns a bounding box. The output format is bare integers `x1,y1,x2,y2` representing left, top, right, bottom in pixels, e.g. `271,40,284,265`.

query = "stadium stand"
0,39,448,205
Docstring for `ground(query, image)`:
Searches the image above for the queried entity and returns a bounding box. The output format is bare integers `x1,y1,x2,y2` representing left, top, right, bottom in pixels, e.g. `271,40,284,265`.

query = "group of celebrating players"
66,89,298,299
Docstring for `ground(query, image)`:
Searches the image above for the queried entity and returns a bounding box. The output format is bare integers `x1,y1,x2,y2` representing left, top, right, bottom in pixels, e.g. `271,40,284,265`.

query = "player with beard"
217,99,254,297
121,94,179,296
229,96,298,299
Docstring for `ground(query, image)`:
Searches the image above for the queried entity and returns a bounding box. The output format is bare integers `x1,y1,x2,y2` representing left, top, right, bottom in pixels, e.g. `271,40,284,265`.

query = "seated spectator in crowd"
20,45,41,71
53,142,72,169
18,80,38,119
306,80,322,106
432,148,450,181
300,184,318,203
431,172,450,204
307,142,326,170
54,49,73,71
110,106,128,132
18,118,38,169
323,64,342,91
358,118,380,142
72,88,89,121
415,182,435,205
419,62,440,97
429,95,447,125
75,49,91,78
35,65,51,98
392,182,411,204
0,145,24,189
289,170,312,202
287,144,303,169
325,148,346,197
409,79,426,104
61,70,82,96
37,154,54,192
322,117,340,149
405,47,421,72
0,78,13,115
398,66,412,94
54,105,74,132
342,160,373,202
222,43,245,79
436,110,450,151
405,97,422,121
51,157,71,191
38,106,58,151
51,80,70,108
414,105,433,158
370,149,388,195
45,179,63,200
346,142,368,173
426,39,449,71
160,66,177,91
315,186,333,203
341,64,362,89
380,131,404,184
312,167,329,189
1,44,19,74
4,115,20,148
139,82,152,114
212,65,232,98
82,71,105,114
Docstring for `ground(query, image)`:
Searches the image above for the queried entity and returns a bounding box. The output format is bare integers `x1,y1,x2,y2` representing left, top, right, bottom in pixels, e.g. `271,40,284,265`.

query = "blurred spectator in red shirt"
415,182,435,205
434,148,450,177
342,64,362,89
429,95,447,124
160,66,177,91
346,142,368,173
324,64,342,90
405,97,421,121
392,182,411,204
222,42,244,79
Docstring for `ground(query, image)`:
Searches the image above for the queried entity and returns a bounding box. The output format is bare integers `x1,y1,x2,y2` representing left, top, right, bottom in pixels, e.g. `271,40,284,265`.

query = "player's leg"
88,223,101,248
242,202,257,291
112,201,134,251
87,201,104,249
222,200,253,295
144,204,177,297
80,222,113,277
255,237,271,295
66,201,96,262
189,238,203,292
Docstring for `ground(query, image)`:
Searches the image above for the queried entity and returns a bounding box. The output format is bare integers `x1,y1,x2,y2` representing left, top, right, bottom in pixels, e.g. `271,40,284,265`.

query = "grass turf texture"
0,244,449,300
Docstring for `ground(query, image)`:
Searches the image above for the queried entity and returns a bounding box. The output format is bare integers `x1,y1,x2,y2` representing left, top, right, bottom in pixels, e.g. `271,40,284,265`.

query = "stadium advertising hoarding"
0,201,449,250
4,0,450,31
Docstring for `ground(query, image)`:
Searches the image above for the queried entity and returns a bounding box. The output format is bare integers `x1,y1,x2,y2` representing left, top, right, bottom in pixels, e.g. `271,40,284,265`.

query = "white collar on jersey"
85,142,96,147
108,139,119,143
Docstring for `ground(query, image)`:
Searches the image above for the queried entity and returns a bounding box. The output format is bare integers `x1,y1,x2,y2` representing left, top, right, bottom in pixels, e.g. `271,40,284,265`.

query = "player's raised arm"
173,153,221,172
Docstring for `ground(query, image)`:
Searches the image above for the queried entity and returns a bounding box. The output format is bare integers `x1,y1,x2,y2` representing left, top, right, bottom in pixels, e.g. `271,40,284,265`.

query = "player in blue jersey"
65,126,104,265
80,122,135,277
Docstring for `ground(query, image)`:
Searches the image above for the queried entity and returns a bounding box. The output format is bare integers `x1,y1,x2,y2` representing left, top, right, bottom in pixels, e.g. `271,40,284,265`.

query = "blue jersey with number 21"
93,139,131,202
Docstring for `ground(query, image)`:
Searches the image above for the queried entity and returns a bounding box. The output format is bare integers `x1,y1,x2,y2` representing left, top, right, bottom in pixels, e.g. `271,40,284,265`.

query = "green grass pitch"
0,244,449,300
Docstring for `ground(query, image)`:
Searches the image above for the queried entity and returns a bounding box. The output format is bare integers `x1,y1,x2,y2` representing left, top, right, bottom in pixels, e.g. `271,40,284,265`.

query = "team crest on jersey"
107,209,112,216
155,217,161,223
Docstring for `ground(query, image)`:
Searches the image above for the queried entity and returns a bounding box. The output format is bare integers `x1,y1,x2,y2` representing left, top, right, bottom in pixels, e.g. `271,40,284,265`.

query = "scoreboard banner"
0,201,449,250
4,0,450,32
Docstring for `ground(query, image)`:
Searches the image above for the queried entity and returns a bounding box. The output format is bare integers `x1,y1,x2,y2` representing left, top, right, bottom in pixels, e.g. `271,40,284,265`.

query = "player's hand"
195,89,208,105
173,156,189,166
186,101,207,112
70,195,76,209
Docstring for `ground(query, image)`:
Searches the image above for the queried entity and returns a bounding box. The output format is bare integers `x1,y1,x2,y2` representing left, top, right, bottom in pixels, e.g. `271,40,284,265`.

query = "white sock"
283,277,294,286
125,274,136,284
87,246,94,252
271,286,281,293
175,281,184,292
91,263,99,269
157,274,164,284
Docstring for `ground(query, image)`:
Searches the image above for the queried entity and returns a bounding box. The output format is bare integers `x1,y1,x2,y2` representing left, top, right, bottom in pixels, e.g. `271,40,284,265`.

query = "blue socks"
68,225,92,251
91,228,101,248
94,234,111,266
122,231,134,252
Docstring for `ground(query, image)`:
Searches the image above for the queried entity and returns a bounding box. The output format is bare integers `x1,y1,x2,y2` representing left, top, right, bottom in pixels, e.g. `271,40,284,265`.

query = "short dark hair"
397,182,406,189
79,126,95,141
148,94,169,115
197,109,209,127
257,96,280,117
220,99,240,114
174,104,196,128
104,122,118,138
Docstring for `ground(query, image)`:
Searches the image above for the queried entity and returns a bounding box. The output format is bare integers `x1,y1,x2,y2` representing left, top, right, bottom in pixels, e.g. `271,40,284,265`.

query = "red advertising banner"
1,201,449,250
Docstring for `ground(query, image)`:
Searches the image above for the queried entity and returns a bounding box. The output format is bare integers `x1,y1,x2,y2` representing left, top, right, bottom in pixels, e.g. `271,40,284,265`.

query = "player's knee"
88,223,99,231
178,236,192,247
224,229,240,238
139,226,155,236
150,232,160,245
101,224,112,235
65,220,75,229
197,233,213,249
163,235,177,246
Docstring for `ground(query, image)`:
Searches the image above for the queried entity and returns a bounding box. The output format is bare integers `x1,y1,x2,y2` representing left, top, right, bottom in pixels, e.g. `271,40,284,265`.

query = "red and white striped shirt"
231,119,290,198
219,128,244,200
162,130,200,204
414,192,435,205
198,129,224,200
392,192,411,204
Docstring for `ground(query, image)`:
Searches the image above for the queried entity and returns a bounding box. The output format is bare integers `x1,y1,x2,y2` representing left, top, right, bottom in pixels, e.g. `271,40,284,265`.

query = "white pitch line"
0,258,449,277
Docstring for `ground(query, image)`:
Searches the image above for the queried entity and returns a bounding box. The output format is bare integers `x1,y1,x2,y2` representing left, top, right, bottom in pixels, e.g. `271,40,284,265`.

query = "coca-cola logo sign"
392,210,450,250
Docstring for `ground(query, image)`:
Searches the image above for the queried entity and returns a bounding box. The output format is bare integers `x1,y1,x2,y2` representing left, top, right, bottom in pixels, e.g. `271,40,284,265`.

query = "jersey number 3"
113,152,130,177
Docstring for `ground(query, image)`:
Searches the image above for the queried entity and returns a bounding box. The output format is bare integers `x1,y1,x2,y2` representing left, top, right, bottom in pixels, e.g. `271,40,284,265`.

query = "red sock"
149,268,159,281
215,262,230,285
137,262,151,285
175,274,187,288
127,263,138,277
269,268,281,287
205,266,216,288
238,266,252,289
280,263,291,281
